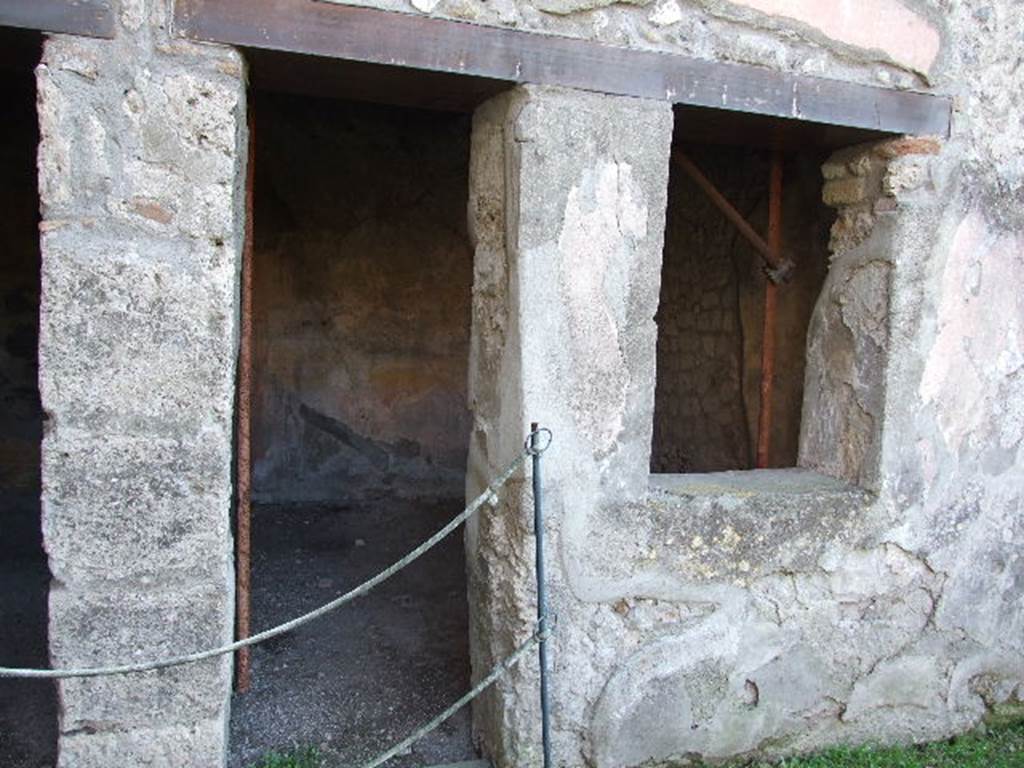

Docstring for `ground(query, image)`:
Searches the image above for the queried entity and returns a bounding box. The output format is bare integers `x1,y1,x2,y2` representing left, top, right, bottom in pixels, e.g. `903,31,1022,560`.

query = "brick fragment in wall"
875,136,943,159
823,176,869,207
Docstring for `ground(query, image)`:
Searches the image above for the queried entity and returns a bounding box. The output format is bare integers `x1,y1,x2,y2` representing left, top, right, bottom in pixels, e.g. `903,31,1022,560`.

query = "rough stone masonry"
28,0,1024,766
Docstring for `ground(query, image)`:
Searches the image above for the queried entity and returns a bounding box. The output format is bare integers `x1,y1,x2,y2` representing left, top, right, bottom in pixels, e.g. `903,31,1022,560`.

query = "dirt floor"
0,500,58,768
229,499,477,768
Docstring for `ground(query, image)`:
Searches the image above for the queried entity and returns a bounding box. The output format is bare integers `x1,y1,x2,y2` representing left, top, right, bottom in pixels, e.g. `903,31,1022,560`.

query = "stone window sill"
567,468,874,602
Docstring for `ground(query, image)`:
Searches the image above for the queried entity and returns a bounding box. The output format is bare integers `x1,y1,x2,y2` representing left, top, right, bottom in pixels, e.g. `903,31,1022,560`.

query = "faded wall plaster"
465,27,1023,761
251,94,473,503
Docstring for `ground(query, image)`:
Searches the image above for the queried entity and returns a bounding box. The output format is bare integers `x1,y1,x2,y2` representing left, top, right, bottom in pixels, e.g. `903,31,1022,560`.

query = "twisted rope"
0,448,534,680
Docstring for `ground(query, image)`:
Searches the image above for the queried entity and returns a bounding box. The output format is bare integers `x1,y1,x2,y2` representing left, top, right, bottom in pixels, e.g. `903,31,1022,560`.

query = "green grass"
739,720,1024,768
246,720,1024,768
249,746,322,768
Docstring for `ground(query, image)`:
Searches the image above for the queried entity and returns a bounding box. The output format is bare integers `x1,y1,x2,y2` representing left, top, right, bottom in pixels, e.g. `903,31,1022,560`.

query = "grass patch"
249,746,322,768
739,720,1024,768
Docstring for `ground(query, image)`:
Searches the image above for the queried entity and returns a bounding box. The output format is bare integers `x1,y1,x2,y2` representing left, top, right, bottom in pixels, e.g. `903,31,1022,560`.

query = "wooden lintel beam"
0,0,115,39
174,0,950,137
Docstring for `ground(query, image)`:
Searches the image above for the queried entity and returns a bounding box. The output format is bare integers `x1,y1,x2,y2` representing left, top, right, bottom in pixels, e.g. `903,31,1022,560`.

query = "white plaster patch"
410,0,442,13
920,212,1024,453
649,0,683,27
724,0,941,74
558,160,648,456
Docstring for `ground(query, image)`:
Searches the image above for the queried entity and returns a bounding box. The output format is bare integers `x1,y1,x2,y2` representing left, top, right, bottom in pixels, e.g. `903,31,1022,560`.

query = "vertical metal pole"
756,150,783,469
531,422,552,768
235,93,255,693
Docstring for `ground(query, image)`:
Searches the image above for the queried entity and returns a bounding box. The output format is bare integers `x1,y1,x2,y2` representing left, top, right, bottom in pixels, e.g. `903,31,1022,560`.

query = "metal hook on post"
530,422,553,768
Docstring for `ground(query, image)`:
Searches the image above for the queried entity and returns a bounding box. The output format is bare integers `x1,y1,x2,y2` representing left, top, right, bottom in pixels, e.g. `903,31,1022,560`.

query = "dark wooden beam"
0,0,115,39
174,0,950,137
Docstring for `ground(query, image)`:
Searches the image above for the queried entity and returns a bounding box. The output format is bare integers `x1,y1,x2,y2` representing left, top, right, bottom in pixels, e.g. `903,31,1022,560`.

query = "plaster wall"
464,0,1024,754
251,95,473,504
35,1,247,764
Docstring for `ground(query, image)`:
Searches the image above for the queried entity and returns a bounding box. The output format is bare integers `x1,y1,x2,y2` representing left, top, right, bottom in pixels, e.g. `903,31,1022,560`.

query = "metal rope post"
531,422,553,768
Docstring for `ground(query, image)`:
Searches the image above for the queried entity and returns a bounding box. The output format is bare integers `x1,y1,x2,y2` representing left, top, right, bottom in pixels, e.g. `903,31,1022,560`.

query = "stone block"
570,469,870,599
822,176,869,207
821,161,849,180
884,157,930,196
50,582,233,731
58,718,228,768
39,228,237,438
42,431,233,586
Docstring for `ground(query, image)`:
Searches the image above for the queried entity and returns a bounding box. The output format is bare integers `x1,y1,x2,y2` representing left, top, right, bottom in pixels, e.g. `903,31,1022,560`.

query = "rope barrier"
360,627,542,768
0,439,543,680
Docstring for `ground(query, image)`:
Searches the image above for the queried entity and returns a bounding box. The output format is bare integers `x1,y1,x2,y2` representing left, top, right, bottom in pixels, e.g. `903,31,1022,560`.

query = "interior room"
228,50,505,768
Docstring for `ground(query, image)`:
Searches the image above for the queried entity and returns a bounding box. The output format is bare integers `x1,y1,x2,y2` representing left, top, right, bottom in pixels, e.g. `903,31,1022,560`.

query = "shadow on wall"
652,145,831,473
250,94,474,504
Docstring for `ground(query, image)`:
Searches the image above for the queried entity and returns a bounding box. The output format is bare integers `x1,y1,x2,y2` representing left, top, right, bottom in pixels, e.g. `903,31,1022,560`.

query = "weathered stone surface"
461,8,1024,761
36,1,246,764
466,84,673,768
25,0,1024,767
823,177,869,206
49,583,232,730
42,432,232,586
570,470,871,598
57,718,229,768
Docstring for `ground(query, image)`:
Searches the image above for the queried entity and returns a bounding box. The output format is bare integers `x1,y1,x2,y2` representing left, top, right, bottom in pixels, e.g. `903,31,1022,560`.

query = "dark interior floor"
229,499,476,768
0,499,57,768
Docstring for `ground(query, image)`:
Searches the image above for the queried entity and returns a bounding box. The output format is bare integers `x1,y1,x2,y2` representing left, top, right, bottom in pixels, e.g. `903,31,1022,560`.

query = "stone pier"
36,2,247,763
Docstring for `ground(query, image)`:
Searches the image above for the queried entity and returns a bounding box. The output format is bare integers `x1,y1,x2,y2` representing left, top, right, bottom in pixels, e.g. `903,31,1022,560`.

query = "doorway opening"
0,26,57,768
229,53,492,768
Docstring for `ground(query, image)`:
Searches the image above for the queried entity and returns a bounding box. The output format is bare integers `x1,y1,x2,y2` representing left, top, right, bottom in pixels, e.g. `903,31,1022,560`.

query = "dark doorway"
0,26,58,768
229,82,478,768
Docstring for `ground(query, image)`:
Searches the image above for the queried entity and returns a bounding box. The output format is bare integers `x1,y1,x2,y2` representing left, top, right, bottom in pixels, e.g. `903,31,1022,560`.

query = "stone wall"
462,2,1024,763
251,94,473,503
651,146,830,473
36,1,247,764
465,84,675,768
23,0,1024,767
0,61,42,557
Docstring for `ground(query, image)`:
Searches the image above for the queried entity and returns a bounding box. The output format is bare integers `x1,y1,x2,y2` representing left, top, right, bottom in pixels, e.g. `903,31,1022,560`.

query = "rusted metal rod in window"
756,150,784,469
671,150,794,283
235,95,256,693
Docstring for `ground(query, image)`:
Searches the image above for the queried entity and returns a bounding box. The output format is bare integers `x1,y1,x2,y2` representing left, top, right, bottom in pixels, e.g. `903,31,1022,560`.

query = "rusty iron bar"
235,94,256,693
672,151,794,283
756,150,784,469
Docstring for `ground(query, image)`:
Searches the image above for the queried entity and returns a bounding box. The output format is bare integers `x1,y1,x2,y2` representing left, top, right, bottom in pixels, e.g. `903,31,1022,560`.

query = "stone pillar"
36,2,247,764
465,85,673,767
